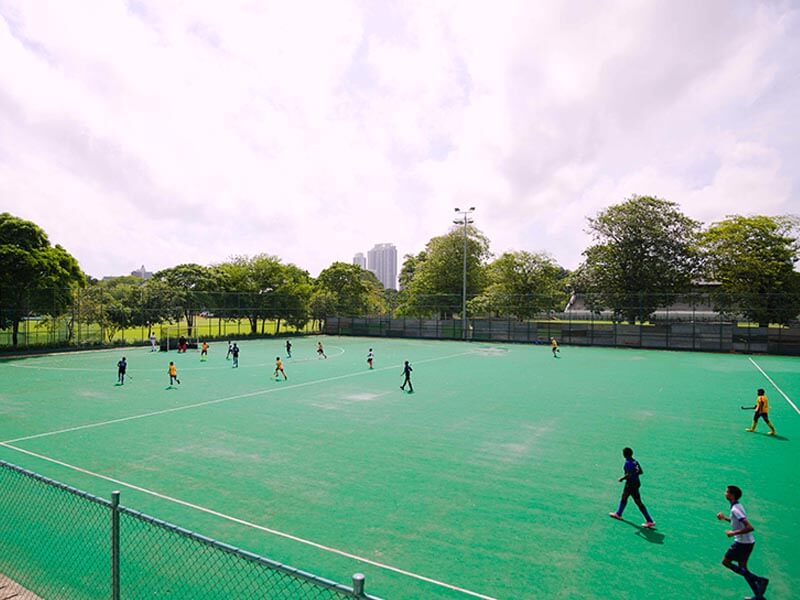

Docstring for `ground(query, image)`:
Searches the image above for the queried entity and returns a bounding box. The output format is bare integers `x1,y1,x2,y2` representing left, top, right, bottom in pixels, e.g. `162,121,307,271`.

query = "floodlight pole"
454,207,475,340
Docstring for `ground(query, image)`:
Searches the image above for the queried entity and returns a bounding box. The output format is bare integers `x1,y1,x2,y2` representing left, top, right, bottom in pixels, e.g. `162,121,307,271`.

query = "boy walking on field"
745,388,776,435
200,341,209,361
609,447,655,528
400,361,413,393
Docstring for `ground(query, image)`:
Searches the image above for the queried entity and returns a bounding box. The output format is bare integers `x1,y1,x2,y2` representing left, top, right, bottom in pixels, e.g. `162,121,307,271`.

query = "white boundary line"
0,443,497,600
1,350,474,445
748,357,800,415
0,347,498,600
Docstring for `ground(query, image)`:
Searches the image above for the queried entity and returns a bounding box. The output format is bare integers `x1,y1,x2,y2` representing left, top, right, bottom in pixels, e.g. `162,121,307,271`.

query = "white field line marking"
2,351,475,445
748,357,800,415
0,443,497,600
5,346,347,372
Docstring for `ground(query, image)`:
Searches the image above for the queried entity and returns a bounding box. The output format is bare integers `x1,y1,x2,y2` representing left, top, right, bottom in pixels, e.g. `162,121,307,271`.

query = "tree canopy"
398,225,491,317
470,251,569,319
0,213,85,345
575,196,701,323
701,215,800,325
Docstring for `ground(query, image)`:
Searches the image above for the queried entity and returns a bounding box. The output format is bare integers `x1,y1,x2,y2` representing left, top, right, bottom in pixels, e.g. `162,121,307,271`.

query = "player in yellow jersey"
168,361,181,386
274,357,287,380
745,388,776,435
200,341,209,361
550,337,560,358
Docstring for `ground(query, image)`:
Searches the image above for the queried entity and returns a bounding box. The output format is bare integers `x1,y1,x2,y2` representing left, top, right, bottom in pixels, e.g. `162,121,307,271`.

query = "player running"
400,360,413,393
317,342,327,359
609,447,655,528
168,362,181,386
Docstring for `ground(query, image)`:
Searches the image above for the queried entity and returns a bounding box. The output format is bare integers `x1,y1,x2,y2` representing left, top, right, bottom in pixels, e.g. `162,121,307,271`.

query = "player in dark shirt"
609,447,655,528
400,361,413,393
117,357,127,385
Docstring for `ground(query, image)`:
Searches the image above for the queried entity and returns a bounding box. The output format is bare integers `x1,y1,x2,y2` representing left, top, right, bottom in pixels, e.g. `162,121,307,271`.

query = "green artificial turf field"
0,336,797,599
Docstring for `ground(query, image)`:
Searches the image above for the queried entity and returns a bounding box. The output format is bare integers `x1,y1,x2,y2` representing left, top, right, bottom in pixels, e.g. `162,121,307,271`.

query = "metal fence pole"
352,573,365,598
111,490,121,600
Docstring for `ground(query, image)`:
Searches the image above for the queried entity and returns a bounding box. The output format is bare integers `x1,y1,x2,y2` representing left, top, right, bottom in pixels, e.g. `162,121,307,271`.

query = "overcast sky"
1,0,798,280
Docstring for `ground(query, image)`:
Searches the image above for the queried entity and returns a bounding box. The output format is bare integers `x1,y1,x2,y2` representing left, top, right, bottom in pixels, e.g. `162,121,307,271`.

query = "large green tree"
701,215,800,325
75,277,142,343
0,213,86,346
315,262,386,316
152,263,217,336
214,255,312,334
470,252,568,318
576,196,701,323
398,225,491,317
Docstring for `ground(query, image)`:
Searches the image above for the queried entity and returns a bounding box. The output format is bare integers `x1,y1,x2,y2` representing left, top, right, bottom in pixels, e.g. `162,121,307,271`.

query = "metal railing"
0,460,380,600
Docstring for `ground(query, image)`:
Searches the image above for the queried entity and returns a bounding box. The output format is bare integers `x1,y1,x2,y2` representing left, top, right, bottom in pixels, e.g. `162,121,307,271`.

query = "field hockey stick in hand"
740,405,755,410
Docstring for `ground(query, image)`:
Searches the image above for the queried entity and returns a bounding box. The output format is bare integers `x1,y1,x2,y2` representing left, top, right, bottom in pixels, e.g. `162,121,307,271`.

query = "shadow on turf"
748,431,790,442
613,517,666,545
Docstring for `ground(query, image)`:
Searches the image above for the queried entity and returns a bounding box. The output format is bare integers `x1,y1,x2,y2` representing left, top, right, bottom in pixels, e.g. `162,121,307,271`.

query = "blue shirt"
623,458,641,485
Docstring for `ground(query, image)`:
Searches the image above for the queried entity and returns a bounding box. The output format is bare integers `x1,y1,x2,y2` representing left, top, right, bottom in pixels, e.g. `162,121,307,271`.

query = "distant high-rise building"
367,243,397,290
131,265,153,280
353,252,366,269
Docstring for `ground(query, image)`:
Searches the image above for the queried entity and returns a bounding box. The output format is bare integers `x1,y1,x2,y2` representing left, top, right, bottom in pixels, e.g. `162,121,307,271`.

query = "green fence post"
352,573,365,598
111,490,121,600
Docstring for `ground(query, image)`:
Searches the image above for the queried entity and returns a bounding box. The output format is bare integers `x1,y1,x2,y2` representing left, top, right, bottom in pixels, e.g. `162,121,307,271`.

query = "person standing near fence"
226,341,233,360
745,388,776,436
150,332,158,352
400,360,413,393
716,485,769,599
117,356,127,385
168,362,181,386
609,447,655,528
286,339,292,358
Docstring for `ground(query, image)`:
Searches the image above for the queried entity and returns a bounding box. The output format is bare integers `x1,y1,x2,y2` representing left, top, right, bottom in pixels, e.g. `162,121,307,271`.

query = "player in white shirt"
716,485,769,599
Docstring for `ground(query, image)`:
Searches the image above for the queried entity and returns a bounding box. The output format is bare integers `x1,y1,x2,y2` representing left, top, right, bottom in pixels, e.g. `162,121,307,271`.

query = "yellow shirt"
276,360,283,370
169,365,177,376
756,394,769,413
551,339,558,348
202,343,209,351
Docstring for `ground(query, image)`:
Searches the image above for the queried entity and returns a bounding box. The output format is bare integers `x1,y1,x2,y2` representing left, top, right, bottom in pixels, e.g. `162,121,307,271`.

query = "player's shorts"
755,412,770,422
725,541,754,562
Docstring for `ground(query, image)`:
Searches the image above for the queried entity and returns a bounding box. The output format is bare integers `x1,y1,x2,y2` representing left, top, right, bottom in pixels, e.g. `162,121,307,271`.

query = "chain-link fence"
324,315,800,355
0,288,324,350
2,287,799,354
0,460,380,600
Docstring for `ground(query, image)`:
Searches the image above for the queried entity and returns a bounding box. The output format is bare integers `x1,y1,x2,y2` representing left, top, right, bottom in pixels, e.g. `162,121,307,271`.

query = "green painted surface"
0,338,797,599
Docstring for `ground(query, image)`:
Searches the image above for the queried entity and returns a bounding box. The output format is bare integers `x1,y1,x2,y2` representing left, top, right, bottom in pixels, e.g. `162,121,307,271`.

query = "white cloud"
0,0,797,280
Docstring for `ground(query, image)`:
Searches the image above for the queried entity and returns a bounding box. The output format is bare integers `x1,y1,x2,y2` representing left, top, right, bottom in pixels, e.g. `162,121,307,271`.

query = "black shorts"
755,412,771,423
725,541,754,562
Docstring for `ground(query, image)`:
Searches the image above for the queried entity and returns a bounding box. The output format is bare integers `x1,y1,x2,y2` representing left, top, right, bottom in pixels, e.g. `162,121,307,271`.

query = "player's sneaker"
767,431,775,436
642,521,656,528
608,512,622,520
745,428,755,432
757,577,769,596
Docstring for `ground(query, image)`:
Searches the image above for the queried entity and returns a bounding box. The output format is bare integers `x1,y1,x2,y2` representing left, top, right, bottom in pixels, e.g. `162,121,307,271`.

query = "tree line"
1,197,799,346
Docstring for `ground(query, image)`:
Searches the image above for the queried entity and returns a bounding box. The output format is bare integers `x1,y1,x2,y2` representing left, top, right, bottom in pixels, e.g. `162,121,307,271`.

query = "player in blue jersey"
609,447,655,528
